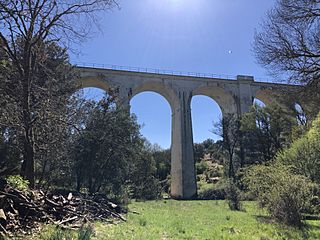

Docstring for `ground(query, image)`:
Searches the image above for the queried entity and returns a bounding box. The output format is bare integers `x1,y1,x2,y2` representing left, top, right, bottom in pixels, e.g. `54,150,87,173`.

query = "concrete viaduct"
77,66,297,199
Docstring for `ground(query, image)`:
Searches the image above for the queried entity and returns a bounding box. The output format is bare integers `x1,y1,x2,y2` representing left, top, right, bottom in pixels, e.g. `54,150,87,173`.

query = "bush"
276,114,320,184
5,175,29,191
197,187,226,200
243,163,315,227
196,161,208,175
132,176,162,200
205,165,223,178
225,181,242,211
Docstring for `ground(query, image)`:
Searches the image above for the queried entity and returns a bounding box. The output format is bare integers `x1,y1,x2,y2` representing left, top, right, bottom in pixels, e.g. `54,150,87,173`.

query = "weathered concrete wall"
77,67,297,199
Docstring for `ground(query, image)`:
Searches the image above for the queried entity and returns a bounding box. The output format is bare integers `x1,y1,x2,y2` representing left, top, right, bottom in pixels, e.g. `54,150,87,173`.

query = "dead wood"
0,186,125,237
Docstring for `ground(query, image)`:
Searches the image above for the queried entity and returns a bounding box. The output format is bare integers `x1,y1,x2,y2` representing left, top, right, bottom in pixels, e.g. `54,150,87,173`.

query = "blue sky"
71,0,276,149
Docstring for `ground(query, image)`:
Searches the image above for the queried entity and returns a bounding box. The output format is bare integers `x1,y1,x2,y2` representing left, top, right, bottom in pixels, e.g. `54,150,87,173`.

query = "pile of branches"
0,186,126,236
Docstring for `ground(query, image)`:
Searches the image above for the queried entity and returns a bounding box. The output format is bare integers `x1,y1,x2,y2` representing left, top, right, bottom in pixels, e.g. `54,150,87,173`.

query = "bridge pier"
236,75,254,115
171,90,197,199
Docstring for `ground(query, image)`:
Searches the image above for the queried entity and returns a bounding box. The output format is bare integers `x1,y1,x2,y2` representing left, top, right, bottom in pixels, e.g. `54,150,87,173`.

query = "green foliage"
152,147,171,182
193,139,217,163
196,160,209,175
0,128,21,177
241,103,296,165
130,143,162,200
72,97,143,198
276,114,320,184
225,181,242,211
131,176,162,200
213,114,241,178
5,175,29,191
197,187,226,200
1,40,78,187
243,163,315,227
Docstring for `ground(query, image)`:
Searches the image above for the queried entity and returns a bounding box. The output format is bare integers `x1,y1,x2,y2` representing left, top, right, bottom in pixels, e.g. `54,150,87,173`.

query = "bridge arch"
254,89,275,107
130,91,172,148
192,85,237,116
130,81,180,111
191,95,223,143
78,76,112,91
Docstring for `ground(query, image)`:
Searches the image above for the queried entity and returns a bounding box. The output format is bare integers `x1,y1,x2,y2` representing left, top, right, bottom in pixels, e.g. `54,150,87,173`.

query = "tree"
152,148,171,182
130,142,162,200
0,40,79,187
254,0,320,116
240,103,296,165
0,127,21,176
254,0,320,85
0,0,117,186
193,139,216,163
213,114,241,178
277,113,320,184
72,96,142,196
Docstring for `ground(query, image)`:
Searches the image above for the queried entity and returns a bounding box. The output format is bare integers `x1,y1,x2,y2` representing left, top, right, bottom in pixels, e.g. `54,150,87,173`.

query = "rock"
207,177,220,184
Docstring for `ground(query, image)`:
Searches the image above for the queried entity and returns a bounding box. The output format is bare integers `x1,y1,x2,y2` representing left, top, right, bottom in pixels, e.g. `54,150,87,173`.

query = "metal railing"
73,62,276,83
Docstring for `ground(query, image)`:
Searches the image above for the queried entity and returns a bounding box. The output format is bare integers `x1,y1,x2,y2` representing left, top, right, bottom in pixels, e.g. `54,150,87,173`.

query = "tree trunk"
21,126,35,187
228,152,234,179
20,71,35,187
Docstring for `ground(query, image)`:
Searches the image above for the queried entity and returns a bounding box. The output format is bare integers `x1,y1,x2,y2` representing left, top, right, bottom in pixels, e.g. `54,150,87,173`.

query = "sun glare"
150,0,203,14
168,0,182,6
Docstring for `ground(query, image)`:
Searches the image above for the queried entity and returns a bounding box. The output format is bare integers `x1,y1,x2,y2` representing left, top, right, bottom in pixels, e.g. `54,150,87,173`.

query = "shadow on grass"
255,215,320,240
255,215,274,224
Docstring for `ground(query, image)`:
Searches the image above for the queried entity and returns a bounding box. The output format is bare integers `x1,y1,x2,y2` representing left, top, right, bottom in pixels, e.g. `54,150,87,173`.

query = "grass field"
91,200,319,240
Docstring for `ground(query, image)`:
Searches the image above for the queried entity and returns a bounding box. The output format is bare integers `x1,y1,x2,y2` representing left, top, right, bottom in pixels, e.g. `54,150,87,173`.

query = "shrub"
243,163,314,227
205,165,223,178
276,114,320,184
132,176,162,200
5,175,29,191
225,181,242,211
197,187,226,200
196,161,208,175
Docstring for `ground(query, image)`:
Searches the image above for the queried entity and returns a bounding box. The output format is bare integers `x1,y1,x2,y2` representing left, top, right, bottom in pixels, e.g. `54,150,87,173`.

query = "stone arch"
254,89,275,106
75,87,107,102
293,102,307,125
78,76,111,92
131,81,180,111
192,85,237,116
130,91,172,148
190,95,223,143
77,76,131,108
253,98,267,107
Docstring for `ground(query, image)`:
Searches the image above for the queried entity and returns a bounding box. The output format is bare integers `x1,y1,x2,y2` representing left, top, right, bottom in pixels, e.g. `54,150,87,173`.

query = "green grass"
27,200,320,240
196,178,214,191
93,200,320,240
